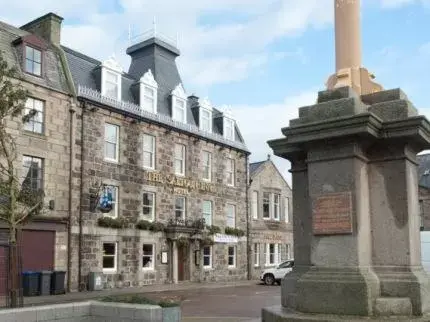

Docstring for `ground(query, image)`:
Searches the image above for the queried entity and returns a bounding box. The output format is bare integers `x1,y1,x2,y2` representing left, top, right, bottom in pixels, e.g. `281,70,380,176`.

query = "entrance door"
177,245,189,281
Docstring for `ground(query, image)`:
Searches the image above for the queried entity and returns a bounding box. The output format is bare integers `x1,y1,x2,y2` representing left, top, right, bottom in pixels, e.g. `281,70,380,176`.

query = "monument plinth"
262,1,430,320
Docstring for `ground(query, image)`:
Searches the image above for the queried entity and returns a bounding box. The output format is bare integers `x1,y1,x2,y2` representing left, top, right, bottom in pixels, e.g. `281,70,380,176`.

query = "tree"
0,52,45,307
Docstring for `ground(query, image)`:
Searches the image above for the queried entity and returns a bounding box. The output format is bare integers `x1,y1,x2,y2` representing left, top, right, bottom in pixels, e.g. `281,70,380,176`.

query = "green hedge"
224,227,245,237
97,217,127,229
136,220,165,232
100,294,180,307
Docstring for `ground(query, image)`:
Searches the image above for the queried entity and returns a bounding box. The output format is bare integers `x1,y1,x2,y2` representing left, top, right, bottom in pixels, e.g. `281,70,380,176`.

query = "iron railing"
78,85,249,152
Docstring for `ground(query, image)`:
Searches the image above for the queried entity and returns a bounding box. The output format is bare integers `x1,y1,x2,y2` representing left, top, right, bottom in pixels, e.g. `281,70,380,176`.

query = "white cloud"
231,89,319,186
0,0,333,90
379,0,430,8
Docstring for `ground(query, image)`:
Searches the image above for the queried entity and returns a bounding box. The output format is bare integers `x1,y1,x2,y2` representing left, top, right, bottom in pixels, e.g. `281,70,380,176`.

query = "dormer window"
25,46,41,76
101,55,123,101
140,69,158,114
224,118,234,140
171,83,187,123
198,97,213,132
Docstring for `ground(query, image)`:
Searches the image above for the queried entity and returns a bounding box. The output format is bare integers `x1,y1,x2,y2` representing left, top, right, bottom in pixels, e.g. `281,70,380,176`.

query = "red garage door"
20,230,55,271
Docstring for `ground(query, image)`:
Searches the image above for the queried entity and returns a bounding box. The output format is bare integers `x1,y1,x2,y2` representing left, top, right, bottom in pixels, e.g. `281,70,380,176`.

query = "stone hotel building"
63,29,250,289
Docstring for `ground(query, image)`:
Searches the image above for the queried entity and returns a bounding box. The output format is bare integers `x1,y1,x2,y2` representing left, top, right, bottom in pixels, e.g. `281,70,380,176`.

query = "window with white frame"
226,158,235,186
104,70,120,99
103,242,117,272
143,134,155,169
273,194,280,221
174,144,186,176
266,243,279,266
172,83,187,123
101,185,118,218
104,123,119,162
224,117,235,141
175,196,186,219
252,191,258,219
278,244,282,264
254,243,259,267
139,69,158,113
228,246,236,268
263,192,270,219
142,192,155,221
202,200,212,226
25,46,42,76
173,98,186,122
200,108,212,132
285,197,290,223
142,244,154,270
101,55,122,100
226,203,236,228
142,87,156,113
202,151,212,181
285,244,291,260
23,97,44,134
203,246,212,268
22,156,43,191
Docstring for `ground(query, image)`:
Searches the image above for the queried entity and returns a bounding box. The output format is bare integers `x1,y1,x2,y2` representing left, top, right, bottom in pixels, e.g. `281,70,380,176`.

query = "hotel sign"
144,171,217,193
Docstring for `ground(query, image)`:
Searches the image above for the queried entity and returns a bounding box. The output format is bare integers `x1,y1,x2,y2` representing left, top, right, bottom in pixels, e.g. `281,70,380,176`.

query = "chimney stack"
20,12,63,45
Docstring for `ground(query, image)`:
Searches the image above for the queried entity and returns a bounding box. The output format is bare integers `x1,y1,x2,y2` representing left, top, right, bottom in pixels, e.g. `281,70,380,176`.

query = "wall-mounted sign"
145,171,216,193
161,251,168,264
213,233,238,243
312,191,353,235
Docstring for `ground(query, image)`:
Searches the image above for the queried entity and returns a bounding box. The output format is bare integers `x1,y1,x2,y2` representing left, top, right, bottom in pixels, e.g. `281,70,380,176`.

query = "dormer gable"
101,54,122,100
171,83,187,123
139,69,158,114
198,97,213,132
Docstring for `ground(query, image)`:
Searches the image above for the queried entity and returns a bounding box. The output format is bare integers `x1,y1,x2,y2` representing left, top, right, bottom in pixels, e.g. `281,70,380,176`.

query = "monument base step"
374,297,412,316
262,305,430,322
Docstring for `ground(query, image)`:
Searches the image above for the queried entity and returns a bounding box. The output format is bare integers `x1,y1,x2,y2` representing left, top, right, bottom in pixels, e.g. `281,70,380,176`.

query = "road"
144,282,281,322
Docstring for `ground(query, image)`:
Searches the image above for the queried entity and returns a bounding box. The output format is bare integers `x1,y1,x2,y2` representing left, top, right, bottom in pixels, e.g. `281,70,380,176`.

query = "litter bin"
50,270,66,295
22,271,40,296
39,271,52,296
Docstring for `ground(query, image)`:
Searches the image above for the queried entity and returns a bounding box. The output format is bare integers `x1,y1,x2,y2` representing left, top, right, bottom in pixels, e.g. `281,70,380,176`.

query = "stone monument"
262,0,430,320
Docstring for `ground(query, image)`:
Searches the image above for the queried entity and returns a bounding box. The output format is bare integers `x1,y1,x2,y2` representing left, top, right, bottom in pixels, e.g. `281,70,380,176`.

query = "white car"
260,259,294,285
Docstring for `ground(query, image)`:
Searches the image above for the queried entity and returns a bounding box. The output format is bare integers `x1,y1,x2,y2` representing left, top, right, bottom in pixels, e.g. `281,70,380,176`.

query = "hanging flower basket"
177,236,189,247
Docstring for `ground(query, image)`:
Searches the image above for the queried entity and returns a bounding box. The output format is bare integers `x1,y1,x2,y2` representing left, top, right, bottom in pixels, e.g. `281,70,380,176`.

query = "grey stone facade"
248,158,293,280
69,105,248,291
0,13,72,283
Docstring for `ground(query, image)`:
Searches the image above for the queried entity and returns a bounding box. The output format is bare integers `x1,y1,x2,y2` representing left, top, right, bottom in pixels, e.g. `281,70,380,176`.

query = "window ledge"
104,158,119,165
203,266,213,270
142,268,156,272
143,166,155,171
102,269,117,274
23,130,47,140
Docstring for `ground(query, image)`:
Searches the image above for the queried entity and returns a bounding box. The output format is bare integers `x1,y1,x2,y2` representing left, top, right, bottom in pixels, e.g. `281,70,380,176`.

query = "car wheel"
264,274,275,285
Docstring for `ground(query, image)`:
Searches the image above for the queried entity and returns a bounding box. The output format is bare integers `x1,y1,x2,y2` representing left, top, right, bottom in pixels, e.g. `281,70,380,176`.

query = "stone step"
374,297,412,317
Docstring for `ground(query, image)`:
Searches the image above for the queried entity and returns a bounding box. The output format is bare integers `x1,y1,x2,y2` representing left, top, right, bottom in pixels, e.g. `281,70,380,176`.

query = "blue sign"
98,186,113,213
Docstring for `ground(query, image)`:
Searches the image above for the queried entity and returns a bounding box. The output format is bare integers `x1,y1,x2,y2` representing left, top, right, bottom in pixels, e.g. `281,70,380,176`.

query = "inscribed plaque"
312,192,353,235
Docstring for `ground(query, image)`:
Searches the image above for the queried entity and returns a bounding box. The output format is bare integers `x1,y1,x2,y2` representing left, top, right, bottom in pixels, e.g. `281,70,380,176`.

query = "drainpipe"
78,101,85,291
67,99,76,292
245,153,251,280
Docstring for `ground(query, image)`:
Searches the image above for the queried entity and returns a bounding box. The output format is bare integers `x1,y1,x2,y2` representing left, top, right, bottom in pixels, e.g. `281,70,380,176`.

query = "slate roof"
418,153,430,189
249,161,265,177
62,37,247,151
0,20,69,93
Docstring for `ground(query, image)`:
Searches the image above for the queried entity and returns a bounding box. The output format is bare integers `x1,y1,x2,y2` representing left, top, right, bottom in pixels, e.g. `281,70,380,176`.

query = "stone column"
335,0,361,71
368,141,430,315
278,153,312,309
263,86,430,321
172,240,178,284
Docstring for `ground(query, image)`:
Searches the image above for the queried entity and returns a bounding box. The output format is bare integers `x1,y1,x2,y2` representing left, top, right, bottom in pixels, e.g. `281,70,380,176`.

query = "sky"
1,0,430,186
